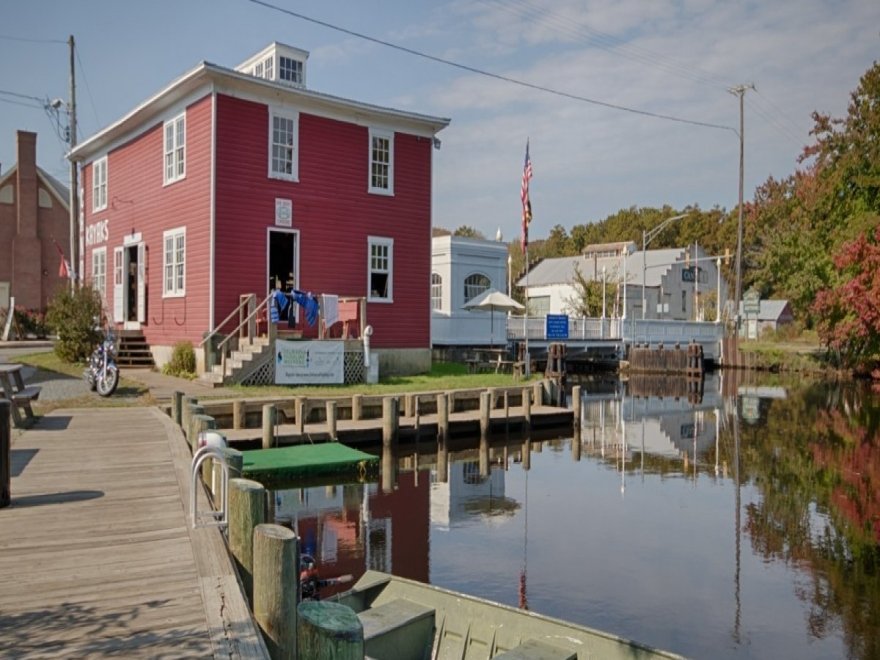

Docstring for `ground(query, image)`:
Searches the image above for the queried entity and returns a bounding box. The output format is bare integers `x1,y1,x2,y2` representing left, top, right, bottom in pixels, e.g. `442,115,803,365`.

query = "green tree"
45,285,103,363
564,263,617,317
453,225,485,239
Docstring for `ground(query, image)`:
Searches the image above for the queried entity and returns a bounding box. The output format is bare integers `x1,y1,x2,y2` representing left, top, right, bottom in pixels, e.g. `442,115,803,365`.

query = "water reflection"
269,373,880,659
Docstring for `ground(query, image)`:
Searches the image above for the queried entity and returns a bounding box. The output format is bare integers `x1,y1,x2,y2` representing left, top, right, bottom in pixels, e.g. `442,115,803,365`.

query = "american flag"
520,140,532,255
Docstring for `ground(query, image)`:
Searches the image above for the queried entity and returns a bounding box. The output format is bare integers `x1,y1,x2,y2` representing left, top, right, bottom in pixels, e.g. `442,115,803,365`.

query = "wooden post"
572,385,581,431
187,404,205,446
326,401,338,441
1,400,10,508
181,396,197,437
297,601,364,660
213,447,243,499
522,388,532,429
413,395,420,442
404,393,415,418
262,404,276,449
351,394,363,421
504,390,510,434
382,437,395,494
437,393,449,445
522,436,531,471
171,390,183,425
382,396,398,446
253,523,299,660
479,391,491,440
295,397,306,434
229,477,266,600
191,412,212,455
233,399,245,429
533,381,544,407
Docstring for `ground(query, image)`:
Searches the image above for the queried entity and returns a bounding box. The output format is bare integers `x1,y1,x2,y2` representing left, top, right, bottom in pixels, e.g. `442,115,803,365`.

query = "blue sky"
2,0,878,242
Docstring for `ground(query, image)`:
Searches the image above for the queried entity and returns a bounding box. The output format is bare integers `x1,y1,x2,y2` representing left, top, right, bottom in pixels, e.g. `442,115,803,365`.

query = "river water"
270,372,880,659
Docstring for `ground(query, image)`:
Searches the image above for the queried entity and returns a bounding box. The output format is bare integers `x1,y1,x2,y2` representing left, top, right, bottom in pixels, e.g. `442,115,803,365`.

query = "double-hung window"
368,237,393,302
269,110,298,181
163,227,186,297
92,247,107,296
92,157,107,211
164,113,186,184
431,273,442,310
368,129,394,195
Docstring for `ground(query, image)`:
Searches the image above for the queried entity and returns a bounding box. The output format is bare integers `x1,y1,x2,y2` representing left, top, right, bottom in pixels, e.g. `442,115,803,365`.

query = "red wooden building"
70,43,449,377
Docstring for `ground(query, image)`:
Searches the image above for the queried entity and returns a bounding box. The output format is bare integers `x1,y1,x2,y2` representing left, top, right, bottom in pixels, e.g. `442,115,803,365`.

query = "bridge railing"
506,316,622,341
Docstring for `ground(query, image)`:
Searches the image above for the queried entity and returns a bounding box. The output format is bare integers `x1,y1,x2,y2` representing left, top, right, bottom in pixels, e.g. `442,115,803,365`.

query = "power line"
0,97,43,110
246,0,736,133
75,42,100,138
0,88,44,103
0,33,66,45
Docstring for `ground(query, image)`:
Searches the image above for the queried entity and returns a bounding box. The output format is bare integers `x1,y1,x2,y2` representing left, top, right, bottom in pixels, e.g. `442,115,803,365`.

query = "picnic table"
0,364,41,427
465,349,524,379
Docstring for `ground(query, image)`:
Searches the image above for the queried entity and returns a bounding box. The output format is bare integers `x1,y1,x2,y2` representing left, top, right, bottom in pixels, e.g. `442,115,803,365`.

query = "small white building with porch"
518,241,730,322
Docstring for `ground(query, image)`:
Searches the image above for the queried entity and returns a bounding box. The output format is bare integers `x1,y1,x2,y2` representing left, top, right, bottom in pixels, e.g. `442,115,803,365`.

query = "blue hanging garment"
291,290,320,327
271,289,289,324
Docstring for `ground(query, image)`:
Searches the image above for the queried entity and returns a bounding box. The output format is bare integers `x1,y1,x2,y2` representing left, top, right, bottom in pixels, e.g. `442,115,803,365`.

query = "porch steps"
199,336,271,387
116,330,155,368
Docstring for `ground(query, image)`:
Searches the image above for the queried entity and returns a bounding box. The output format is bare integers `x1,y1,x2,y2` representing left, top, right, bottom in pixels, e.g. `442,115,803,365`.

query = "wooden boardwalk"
0,407,267,659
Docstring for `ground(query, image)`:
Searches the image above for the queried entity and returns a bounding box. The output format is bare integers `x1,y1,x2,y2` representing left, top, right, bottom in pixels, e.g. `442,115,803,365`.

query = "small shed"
738,299,794,338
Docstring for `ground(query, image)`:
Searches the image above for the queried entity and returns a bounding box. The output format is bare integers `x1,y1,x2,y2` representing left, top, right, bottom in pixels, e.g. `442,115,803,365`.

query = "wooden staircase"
116,330,155,368
199,336,272,387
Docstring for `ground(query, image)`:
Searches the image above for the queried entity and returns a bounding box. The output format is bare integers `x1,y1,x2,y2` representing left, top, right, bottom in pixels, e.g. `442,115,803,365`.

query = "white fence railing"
505,316,723,347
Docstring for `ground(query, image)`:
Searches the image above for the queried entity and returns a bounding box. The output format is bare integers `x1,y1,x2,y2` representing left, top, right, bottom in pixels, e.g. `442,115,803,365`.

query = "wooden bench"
358,598,435,660
0,364,41,428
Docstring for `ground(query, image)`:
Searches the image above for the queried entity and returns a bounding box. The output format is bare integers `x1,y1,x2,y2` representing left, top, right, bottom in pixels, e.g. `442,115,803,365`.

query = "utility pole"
68,34,79,289
729,83,753,334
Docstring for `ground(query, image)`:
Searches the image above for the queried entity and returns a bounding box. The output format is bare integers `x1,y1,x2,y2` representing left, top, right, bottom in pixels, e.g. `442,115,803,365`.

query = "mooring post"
382,396,399,446
262,404,276,449
229,478,266,600
181,396,197,437
297,601,364,660
413,395,420,442
193,414,217,479
294,397,306,434
188,407,207,453
351,394,363,421
437,393,449,444
503,390,510,434
1,400,10,508
522,436,532,471
572,385,582,430
404,393,415,418
479,390,491,440
214,447,243,499
171,390,183,425
253,523,299,660
522,387,532,429
533,381,544,407
233,399,245,430
326,401,338,441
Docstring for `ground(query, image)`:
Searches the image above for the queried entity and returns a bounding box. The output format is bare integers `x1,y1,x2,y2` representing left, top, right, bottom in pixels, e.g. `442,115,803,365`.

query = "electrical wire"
0,97,43,110
75,43,101,139
0,34,66,45
246,0,736,133
0,88,44,103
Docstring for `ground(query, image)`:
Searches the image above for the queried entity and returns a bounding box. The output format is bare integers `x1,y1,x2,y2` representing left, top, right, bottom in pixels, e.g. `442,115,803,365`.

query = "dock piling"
253,523,299,659
294,397,306,434
297,601,364,660
479,391,491,440
352,394,363,421
382,396,399,446
171,391,183,425
233,400,245,429
262,404,276,449
326,401,338,441
522,388,532,428
229,477,266,600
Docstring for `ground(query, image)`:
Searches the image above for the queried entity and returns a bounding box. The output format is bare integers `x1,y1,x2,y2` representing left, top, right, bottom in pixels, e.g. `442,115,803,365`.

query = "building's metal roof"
517,247,690,287
738,299,792,321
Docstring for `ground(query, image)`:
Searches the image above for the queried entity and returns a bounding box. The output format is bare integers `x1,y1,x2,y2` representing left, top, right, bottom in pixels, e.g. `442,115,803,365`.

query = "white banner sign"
275,339,344,384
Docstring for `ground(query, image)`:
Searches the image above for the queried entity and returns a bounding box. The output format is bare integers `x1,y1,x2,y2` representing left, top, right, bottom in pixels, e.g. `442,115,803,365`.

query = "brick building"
0,130,70,312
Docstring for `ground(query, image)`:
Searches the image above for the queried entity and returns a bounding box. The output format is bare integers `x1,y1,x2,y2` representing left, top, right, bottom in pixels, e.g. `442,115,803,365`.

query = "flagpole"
524,246,530,378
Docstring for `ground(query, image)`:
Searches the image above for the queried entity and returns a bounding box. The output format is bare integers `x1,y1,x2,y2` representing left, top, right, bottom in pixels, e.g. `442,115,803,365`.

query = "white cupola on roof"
236,42,309,88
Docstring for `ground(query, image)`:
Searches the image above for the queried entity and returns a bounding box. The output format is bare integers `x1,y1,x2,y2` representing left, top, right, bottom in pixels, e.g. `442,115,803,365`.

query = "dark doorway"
126,245,138,321
268,230,297,293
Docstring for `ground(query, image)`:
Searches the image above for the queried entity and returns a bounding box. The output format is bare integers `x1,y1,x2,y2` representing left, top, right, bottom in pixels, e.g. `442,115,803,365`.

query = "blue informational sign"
545,314,569,339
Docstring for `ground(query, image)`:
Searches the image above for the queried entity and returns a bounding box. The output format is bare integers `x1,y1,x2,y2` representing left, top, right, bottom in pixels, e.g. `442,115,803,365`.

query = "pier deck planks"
0,407,267,659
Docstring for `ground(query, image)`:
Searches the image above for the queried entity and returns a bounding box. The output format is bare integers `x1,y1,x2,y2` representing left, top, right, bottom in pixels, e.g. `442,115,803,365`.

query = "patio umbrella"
463,288,525,347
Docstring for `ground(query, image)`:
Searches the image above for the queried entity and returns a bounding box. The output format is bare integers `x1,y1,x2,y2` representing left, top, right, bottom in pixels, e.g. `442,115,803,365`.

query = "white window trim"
92,157,107,212
368,128,394,196
163,112,186,185
431,272,442,311
268,108,299,182
163,227,186,298
92,246,107,296
367,236,393,303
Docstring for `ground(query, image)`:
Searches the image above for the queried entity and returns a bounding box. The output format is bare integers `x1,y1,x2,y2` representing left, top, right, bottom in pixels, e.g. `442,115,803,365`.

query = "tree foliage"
564,263,618,317
45,285,103,363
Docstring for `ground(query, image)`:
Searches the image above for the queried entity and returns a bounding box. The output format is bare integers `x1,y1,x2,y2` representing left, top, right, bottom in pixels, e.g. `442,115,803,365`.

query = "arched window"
464,273,491,303
431,273,442,310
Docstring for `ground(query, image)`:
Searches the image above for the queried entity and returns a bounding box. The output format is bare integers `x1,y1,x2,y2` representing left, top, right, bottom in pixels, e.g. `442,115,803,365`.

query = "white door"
113,247,124,323
137,243,146,324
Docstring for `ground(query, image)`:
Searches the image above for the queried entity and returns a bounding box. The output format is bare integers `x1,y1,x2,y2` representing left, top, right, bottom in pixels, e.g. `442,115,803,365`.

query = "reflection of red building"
275,469,429,599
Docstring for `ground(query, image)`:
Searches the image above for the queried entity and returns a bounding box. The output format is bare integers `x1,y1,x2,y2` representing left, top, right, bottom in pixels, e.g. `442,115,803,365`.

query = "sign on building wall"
275,198,293,227
275,339,344,384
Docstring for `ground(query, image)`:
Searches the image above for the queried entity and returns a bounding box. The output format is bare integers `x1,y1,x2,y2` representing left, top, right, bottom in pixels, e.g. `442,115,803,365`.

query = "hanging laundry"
270,289,289,324
292,290,320,327
321,294,339,328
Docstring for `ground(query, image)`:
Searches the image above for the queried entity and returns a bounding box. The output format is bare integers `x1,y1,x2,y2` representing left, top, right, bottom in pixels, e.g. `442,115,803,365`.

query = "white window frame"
268,109,299,181
92,157,107,212
367,236,393,303
431,273,442,311
92,246,107,297
264,56,274,80
163,113,186,185
278,55,303,85
163,227,186,298
368,128,394,196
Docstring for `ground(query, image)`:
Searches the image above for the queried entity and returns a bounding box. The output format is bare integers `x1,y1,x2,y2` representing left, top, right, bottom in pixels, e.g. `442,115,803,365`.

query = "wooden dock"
0,407,267,659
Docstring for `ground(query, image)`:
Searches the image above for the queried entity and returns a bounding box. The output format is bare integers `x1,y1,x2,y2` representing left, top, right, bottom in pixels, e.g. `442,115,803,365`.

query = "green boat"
334,570,685,660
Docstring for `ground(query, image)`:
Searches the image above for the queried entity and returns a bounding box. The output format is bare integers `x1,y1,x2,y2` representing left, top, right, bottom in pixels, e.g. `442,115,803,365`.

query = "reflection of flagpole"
733,397,742,642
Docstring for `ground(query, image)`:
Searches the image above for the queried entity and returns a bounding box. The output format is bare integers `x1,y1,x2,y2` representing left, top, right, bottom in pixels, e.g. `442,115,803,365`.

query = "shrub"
45,286,103,363
163,340,197,378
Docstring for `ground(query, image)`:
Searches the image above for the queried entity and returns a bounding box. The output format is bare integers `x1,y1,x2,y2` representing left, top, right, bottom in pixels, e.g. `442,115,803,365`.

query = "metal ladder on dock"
190,446,230,529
